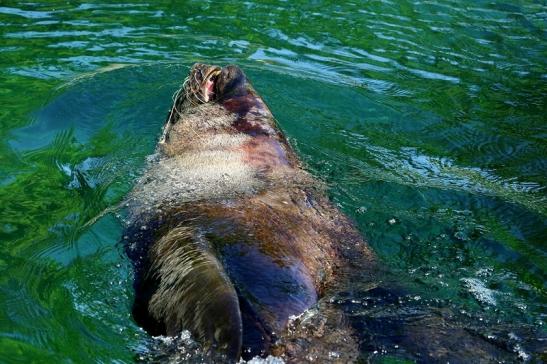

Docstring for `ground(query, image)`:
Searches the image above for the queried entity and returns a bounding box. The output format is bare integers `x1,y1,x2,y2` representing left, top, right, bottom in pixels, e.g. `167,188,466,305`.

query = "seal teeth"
202,69,221,102
206,68,221,82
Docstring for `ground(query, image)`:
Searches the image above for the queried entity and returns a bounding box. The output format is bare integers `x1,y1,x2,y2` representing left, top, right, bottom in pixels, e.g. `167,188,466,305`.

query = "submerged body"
125,64,375,361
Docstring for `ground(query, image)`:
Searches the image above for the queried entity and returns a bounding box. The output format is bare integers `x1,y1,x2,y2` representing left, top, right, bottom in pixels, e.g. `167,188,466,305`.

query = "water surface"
0,1,545,362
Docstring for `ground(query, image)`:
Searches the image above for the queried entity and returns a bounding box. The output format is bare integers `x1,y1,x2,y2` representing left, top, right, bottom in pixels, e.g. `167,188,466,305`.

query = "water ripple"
0,0,545,361
0,6,53,19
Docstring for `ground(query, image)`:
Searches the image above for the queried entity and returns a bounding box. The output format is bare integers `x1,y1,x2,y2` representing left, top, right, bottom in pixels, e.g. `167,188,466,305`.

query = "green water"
0,1,545,362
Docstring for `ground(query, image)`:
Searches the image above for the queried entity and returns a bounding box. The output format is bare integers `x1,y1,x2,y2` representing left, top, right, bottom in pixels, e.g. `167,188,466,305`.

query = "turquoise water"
0,1,545,362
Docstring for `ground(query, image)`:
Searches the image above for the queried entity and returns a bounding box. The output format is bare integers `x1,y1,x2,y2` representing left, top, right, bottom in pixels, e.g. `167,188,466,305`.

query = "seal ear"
216,65,247,99
147,227,243,361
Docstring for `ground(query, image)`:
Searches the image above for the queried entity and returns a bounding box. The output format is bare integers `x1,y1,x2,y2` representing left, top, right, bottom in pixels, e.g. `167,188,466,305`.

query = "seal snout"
186,63,221,103
182,63,248,105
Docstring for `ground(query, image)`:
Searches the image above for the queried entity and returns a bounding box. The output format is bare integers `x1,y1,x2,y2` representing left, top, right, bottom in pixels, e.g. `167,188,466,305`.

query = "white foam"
243,355,285,364
461,277,497,306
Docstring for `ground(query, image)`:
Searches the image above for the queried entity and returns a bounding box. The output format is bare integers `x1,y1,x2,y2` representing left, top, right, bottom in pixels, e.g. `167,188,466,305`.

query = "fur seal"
124,63,376,361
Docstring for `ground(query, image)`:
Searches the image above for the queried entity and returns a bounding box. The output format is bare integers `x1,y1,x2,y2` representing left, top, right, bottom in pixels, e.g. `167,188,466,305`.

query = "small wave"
0,6,53,19
358,144,545,213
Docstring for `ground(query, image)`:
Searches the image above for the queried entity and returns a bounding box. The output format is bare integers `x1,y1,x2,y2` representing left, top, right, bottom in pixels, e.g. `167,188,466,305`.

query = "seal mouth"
201,67,221,102
184,64,221,104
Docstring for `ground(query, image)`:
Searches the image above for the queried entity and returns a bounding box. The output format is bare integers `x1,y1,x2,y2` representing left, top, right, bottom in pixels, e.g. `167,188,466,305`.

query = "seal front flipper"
143,226,243,361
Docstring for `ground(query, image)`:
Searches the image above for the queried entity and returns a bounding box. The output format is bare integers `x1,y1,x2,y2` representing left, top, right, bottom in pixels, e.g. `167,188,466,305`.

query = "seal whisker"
160,84,187,144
